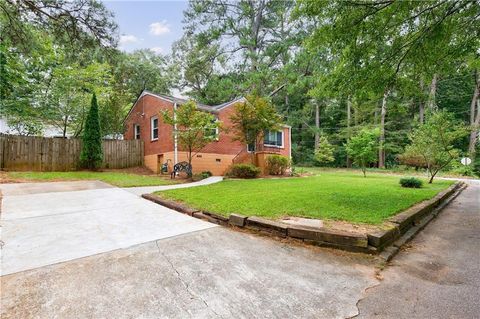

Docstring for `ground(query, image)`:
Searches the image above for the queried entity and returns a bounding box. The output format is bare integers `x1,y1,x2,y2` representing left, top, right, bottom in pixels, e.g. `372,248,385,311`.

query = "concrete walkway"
357,180,480,318
0,181,216,275
123,176,223,196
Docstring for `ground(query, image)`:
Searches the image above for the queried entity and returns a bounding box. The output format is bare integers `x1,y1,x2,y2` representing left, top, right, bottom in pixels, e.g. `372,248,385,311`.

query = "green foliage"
227,164,261,179
80,94,103,169
474,143,480,177
1,0,117,51
162,101,220,177
346,128,380,177
230,95,282,150
266,155,291,175
399,177,423,189
401,111,467,183
314,136,335,165
201,171,213,178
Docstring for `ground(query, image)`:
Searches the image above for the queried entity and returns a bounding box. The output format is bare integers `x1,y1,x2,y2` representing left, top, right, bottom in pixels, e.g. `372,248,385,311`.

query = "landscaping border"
142,181,465,254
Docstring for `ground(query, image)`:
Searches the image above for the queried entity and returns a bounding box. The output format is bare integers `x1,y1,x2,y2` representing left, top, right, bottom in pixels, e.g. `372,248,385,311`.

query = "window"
151,116,158,141
247,143,256,153
264,130,283,148
134,124,140,140
205,117,219,140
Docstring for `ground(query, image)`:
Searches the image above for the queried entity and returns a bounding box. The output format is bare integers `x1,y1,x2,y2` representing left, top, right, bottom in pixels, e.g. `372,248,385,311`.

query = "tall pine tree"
80,93,103,169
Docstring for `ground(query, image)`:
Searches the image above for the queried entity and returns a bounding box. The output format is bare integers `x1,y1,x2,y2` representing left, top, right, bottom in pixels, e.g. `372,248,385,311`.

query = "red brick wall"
124,94,174,156
124,93,291,159
201,104,245,155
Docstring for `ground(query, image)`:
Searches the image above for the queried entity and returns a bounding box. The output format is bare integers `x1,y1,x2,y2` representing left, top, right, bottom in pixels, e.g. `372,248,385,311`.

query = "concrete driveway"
0,180,216,275
0,179,378,318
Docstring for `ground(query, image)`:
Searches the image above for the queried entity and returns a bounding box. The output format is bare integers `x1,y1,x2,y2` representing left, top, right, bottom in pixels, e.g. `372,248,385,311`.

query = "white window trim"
134,124,140,140
264,130,284,148
151,116,158,141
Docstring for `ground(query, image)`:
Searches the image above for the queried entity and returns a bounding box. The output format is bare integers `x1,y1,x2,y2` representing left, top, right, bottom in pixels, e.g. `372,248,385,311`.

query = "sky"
103,0,189,54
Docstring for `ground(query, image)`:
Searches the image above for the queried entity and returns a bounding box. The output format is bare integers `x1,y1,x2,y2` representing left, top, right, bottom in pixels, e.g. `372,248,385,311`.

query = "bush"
266,155,290,175
80,93,103,169
201,171,212,178
448,160,475,177
399,177,423,188
228,164,260,178
191,171,213,181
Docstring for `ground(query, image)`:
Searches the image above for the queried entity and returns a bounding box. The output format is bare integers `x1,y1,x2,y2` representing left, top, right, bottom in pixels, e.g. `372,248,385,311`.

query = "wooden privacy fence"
0,134,144,171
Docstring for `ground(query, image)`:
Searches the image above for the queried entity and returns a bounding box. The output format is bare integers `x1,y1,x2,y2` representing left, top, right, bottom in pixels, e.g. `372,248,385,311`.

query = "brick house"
123,90,291,176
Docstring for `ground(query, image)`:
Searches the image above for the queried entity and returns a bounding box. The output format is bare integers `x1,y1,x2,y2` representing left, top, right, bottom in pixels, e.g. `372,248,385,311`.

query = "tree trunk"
346,99,352,168
379,89,390,169
468,71,480,160
427,73,438,111
419,78,425,123
314,102,320,150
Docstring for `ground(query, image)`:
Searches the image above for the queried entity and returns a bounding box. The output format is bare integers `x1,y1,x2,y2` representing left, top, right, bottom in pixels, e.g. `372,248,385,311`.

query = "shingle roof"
123,90,246,124
143,90,245,112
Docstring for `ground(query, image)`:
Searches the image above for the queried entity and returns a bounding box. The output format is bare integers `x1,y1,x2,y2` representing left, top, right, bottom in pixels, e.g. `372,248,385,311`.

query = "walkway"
123,176,223,196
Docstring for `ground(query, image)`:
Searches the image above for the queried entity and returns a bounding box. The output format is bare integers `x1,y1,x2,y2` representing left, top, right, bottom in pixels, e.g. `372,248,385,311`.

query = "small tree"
80,93,103,169
229,95,282,162
401,111,467,183
345,128,380,177
163,101,220,178
314,136,335,165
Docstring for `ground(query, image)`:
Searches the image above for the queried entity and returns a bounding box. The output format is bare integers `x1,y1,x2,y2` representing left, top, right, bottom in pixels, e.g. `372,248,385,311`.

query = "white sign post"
461,157,472,166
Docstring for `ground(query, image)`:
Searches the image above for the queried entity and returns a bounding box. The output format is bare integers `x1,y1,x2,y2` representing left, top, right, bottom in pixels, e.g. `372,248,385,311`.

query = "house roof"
123,90,246,124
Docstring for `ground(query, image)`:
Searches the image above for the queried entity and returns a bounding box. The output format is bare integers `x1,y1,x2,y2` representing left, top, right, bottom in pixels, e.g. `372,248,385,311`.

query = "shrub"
448,160,475,177
80,93,103,170
314,136,335,165
192,171,213,181
399,177,423,188
228,164,260,178
266,155,290,175
201,171,213,178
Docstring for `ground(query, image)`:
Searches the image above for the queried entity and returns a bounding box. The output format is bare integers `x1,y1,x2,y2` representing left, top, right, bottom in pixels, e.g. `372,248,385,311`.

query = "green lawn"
157,171,453,224
8,171,178,188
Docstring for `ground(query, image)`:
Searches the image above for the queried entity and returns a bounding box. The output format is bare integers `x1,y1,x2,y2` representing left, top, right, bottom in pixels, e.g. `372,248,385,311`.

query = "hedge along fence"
0,134,144,171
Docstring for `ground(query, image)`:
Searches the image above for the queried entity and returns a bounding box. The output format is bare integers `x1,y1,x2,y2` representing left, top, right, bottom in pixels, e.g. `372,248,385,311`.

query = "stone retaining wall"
142,181,465,254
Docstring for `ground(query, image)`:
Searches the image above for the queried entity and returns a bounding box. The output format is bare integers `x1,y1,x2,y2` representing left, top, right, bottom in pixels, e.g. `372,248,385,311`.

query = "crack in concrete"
155,240,222,318
345,281,381,319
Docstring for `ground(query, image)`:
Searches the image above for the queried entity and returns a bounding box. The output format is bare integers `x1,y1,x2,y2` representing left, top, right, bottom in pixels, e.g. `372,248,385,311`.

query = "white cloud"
150,47,164,54
149,21,170,36
119,34,139,45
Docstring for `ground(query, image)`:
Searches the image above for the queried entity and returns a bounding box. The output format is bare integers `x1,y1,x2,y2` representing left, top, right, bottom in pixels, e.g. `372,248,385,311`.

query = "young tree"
80,93,103,169
314,136,335,165
162,101,220,178
229,95,282,162
401,111,467,183
346,129,380,177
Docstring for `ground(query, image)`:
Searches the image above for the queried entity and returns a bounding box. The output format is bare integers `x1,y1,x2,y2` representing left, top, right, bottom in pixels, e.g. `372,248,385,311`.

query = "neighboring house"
123,90,291,176
0,117,67,137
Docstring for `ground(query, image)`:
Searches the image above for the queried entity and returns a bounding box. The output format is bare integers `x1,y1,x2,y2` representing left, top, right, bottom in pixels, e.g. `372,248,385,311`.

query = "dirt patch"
0,171,23,184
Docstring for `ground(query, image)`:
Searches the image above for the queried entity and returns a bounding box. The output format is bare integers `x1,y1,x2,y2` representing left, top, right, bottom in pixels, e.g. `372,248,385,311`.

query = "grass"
7,171,178,188
157,171,453,224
